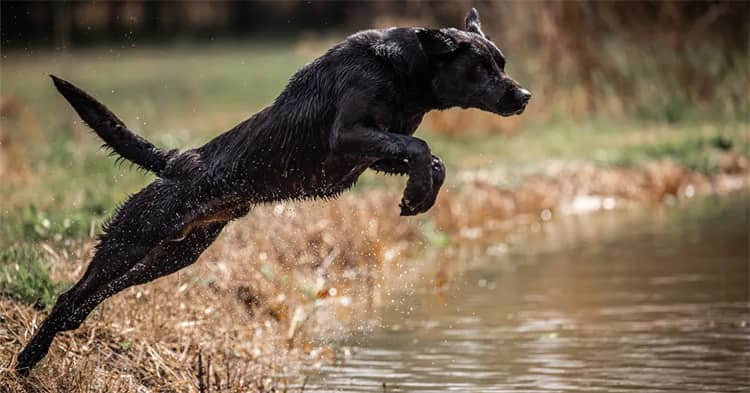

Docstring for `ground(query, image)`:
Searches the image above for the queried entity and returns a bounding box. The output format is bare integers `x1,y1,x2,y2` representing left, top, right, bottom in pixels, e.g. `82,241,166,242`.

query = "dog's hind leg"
15,219,227,375
65,221,227,333
14,239,151,374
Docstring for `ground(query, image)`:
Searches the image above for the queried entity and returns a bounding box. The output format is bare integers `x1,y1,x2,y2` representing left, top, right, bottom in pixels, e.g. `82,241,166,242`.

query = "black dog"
16,8,529,374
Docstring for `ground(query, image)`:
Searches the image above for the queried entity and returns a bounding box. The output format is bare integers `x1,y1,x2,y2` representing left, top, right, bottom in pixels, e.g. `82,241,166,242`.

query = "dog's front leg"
331,124,433,215
370,155,446,214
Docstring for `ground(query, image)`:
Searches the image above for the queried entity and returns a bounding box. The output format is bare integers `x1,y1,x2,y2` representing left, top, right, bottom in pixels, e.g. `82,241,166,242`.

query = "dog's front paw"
414,156,446,213
399,197,421,216
400,156,446,216
400,180,431,216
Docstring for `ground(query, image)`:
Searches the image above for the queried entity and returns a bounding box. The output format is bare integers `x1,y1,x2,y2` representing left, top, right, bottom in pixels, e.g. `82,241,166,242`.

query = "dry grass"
0,191,422,393
1,154,747,392
436,156,748,232
1,8,747,389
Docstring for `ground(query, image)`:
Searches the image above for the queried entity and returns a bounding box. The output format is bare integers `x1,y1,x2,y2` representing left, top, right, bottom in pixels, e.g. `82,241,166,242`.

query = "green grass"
598,134,740,174
423,120,747,171
0,205,96,244
0,245,67,308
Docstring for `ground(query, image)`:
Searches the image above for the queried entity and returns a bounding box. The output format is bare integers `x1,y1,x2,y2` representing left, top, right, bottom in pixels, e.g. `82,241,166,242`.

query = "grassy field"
0,40,748,391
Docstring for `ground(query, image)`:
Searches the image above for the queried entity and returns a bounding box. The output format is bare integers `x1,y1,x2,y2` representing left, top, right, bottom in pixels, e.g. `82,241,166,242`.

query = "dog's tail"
51,75,173,175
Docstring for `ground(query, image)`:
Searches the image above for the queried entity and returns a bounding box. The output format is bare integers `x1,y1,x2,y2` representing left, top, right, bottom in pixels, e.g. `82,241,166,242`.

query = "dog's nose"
518,88,531,104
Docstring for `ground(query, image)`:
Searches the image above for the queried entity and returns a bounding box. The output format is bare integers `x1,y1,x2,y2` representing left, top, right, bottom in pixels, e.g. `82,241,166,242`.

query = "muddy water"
307,194,749,392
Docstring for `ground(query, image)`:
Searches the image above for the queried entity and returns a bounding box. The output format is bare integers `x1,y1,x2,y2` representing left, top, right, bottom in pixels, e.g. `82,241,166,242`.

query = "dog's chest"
319,155,375,185
380,112,424,135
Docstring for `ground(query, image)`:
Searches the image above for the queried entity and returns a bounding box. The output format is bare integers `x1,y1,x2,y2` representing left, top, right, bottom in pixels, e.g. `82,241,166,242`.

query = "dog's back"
194,28,425,196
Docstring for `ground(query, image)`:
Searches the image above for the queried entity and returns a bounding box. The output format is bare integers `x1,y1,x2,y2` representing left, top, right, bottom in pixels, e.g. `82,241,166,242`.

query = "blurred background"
2,1,748,125
2,1,747,220
1,2,748,392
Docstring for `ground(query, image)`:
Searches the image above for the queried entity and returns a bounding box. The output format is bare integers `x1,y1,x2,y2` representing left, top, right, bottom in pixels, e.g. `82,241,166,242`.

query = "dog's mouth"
498,106,526,117
497,103,527,117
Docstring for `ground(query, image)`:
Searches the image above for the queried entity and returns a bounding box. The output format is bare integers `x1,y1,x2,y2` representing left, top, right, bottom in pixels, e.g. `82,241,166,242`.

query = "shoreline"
1,155,748,392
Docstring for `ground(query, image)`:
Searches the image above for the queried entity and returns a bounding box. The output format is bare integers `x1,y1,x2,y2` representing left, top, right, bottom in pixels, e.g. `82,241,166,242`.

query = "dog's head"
417,8,530,116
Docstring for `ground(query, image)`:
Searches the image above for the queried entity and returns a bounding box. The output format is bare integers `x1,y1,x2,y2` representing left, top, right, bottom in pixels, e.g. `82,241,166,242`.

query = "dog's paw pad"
399,199,421,216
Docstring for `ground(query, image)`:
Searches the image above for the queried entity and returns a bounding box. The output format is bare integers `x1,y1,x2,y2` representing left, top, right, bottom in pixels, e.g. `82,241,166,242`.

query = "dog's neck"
397,65,442,116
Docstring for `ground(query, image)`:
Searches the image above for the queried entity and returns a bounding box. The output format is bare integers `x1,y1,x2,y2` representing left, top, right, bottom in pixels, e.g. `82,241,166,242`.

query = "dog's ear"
464,7,485,37
416,29,460,56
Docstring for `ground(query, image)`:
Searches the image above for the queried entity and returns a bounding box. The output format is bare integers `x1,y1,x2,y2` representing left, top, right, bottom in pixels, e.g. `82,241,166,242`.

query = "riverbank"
1,40,748,393
1,149,747,392
304,191,750,392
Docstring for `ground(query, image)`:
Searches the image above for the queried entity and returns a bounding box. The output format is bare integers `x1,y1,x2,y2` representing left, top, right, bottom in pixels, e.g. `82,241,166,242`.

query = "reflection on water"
307,194,749,392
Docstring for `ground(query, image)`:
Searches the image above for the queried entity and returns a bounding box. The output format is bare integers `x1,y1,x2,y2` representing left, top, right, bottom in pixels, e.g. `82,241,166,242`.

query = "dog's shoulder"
342,27,425,76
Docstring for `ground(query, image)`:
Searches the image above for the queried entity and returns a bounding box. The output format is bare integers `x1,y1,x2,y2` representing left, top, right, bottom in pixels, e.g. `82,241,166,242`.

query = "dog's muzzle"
498,88,531,116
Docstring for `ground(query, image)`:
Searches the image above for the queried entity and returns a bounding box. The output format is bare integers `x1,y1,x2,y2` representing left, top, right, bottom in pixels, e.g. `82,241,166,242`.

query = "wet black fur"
16,8,529,374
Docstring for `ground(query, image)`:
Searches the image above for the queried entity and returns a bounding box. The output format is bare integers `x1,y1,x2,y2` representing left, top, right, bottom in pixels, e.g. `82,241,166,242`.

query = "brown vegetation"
1,155,747,392
1,3,746,390
0,96,43,181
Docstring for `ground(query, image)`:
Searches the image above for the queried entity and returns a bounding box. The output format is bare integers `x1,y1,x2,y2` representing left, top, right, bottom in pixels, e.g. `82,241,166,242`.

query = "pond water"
305,194,749,392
